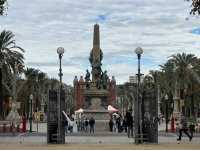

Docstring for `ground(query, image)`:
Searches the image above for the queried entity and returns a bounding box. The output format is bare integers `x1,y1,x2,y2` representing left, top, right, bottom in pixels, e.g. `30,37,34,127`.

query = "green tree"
170,53,197,99
153,61,175,129
0,30,24,118
187,0,200,15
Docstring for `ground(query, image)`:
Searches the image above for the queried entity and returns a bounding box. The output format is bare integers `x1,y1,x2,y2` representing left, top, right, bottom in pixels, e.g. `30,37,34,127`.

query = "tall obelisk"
82,24,110,131
89,24,103,82
93,24,100,62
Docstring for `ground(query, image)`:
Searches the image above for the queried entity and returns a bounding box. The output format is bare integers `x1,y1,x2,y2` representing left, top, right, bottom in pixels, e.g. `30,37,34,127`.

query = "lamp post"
135,47,143,144
57,47,64,86
57,47,64,144
29,94,33,132
165,94,168,132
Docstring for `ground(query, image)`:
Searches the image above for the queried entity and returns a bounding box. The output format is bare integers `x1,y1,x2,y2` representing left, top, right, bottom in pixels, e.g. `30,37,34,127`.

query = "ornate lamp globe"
165,94,168,100
29,94,33,100
135,47,143,55
57,47,65,55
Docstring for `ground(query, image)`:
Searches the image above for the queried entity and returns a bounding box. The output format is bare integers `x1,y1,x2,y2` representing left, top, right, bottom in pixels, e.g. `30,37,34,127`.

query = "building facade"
73,75,116,110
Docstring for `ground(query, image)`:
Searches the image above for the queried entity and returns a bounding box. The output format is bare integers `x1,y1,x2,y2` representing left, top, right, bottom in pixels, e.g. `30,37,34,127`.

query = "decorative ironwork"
142,88,158,143
47,90,65,144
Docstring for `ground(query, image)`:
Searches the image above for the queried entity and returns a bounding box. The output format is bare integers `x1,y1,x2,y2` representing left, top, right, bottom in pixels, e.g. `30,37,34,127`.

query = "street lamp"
57,47,64,144
57,47,64,85
165,94,168,132
29,94,33,132
135,47,143,144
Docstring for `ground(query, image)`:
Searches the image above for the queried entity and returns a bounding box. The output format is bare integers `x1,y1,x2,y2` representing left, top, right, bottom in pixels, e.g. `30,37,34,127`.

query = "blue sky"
1,0,200,85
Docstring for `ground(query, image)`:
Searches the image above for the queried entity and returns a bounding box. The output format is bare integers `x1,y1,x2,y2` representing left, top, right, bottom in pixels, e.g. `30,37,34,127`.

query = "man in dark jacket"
122,118,127,132
89,117,95,133
177,115,192,141
125,110,133,138
84,118,89,132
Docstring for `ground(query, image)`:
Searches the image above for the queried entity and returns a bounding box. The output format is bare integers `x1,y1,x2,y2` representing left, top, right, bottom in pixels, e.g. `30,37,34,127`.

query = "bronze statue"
85,69,91,89
101,70,109,89
85,69,91,82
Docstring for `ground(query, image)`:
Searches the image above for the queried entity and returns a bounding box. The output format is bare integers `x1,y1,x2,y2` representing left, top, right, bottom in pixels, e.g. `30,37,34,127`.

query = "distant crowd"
108,110,134,137
64,115,96,134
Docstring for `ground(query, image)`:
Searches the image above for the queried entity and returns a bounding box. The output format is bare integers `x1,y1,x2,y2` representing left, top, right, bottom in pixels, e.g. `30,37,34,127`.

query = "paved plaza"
0,122,199,144
0,143,200,150
0,131,200,144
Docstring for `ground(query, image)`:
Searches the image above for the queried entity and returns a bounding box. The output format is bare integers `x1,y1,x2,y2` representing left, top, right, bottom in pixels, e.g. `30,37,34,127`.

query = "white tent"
107,105,118,112
74,108,84,121
75,108,84,113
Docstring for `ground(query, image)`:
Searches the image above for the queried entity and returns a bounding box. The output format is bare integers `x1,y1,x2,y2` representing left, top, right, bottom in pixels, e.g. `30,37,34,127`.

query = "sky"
1,0,200,85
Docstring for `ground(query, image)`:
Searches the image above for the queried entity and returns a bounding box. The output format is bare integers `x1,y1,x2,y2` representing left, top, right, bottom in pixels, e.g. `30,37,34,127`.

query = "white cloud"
1,0,200,85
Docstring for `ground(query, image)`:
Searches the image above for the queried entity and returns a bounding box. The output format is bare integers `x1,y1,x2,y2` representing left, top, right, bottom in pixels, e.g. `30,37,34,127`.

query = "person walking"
177,115,192,141
189,122,195,139
89,117,95,133
125,110,133,138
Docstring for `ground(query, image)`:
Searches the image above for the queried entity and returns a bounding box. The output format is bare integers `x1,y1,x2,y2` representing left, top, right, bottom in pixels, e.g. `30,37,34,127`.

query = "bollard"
22,116,26,132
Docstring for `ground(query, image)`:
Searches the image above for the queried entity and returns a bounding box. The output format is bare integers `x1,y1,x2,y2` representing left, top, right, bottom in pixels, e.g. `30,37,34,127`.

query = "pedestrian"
177,115,192,141
116,116,121,133
89,117,95,133
189,122,195,138
125,109,133,138
109,118,114,132
81,117,84,131
122,118,127,133
84,118,89,132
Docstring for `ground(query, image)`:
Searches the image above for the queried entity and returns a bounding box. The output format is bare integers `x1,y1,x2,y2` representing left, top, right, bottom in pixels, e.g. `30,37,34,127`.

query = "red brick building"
74,76,116,110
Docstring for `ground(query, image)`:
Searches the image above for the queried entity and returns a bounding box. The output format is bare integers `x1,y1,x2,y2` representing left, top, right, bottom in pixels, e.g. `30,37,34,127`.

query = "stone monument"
74,24,114,131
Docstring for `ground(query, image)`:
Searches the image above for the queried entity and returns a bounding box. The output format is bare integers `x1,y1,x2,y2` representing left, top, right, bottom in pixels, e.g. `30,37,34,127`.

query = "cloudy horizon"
1,0,200,85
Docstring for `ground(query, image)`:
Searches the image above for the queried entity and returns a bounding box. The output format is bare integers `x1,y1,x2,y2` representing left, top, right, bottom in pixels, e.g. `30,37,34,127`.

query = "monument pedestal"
82,88,110,131
81,109,110,131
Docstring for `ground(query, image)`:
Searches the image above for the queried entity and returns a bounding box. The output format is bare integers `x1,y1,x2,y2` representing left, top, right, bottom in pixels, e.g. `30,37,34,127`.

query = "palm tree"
159,60,176,97
170,53,198,117
0,30,24,118
190,0,200,15
154,61,176,132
